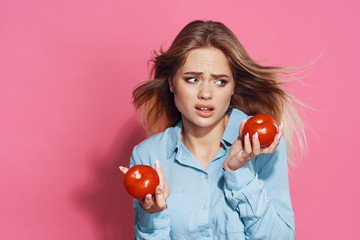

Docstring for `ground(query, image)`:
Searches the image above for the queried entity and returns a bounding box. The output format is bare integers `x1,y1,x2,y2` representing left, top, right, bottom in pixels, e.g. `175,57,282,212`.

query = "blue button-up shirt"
129,109,295,239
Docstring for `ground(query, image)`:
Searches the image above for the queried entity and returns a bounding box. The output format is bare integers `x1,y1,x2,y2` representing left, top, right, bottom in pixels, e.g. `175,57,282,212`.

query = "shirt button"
202,231,210,237
201,174,208,180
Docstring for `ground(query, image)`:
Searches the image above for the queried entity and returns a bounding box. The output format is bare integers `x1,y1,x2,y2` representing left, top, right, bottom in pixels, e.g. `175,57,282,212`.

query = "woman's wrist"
223,161,235,172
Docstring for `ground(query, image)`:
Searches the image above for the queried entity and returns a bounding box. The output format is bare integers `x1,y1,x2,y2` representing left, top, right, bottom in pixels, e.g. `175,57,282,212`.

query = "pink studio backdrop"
1,0,359,239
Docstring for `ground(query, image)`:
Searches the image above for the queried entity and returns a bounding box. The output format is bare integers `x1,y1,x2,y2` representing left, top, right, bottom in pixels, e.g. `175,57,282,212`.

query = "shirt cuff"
223,161,256,190
137,202,170,230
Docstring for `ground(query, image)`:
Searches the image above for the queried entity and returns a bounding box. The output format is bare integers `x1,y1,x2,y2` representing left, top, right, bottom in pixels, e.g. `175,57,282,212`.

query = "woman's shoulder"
130,125,181,166
226,108,249,129
230,108,249,120
134,125,180,153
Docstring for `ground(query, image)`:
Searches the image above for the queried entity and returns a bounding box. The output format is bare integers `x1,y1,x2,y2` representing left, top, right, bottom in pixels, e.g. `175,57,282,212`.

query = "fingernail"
279,122,283,131
242,118,246,123
159,185,163,191
119,166,123,171
146,194,151,200
246,132,250,140
277,132,282,140
155,160,160,169
253,132,258,140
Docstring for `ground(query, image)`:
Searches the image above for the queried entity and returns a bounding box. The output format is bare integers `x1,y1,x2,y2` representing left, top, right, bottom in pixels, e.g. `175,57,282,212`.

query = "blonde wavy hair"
133,20,306,164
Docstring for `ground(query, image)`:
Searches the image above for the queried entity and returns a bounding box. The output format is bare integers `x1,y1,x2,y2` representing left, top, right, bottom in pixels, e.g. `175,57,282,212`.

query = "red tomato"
243,113,279,147
123,165,160,199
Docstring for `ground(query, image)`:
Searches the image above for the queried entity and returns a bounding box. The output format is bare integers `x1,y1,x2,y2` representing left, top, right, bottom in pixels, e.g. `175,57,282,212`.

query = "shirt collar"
166,108,248,158
221,108,248,146
167,121,182,159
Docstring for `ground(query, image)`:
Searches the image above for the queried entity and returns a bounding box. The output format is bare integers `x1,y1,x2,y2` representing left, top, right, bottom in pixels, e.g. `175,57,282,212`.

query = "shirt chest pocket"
211,204,245,235
167,192,192,239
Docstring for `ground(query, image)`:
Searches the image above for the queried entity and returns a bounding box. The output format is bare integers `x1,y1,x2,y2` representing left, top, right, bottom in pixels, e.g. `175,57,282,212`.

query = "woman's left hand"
120,161,170,214
223,118,283,171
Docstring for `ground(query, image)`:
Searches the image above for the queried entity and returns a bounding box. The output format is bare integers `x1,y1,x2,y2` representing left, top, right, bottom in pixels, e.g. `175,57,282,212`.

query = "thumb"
155,185,167,209
154,160,165,186
119,166,129,174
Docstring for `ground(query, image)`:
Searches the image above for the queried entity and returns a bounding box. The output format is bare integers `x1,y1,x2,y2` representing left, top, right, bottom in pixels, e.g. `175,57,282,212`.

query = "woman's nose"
198,82,212,100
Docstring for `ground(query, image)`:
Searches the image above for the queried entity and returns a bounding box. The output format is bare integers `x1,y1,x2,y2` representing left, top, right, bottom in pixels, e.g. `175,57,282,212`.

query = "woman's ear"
168,77,174,93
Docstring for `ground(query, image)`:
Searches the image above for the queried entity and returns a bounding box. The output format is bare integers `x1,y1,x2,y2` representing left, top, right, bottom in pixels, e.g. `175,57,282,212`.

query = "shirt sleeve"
223,138,295,240
130,145,172,240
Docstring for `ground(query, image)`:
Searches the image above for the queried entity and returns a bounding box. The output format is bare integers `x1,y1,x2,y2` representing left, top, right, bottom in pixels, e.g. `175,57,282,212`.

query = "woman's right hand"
120,160,170,214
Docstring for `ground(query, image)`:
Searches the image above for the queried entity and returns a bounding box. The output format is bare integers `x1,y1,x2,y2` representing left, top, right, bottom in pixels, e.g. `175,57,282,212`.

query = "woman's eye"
215,80,227,86
185,77,198,83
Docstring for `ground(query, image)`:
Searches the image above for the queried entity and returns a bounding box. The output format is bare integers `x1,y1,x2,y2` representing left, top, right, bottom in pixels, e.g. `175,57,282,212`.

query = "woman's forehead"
178,47,232,74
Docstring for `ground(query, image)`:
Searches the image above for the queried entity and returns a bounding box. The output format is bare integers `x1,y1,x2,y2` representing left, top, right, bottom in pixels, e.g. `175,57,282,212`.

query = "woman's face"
170,47,235,131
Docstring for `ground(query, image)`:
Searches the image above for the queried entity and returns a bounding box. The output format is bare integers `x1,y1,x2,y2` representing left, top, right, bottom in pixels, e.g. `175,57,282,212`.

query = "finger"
243,132,252,154
164,184,171,198
278,122,283,139
140,194,154,210
252,132,261,156
154,160,166,186
238,118,247,138
261,124,282,154
155,185,167,209
119,166,129,174
261,138,279,154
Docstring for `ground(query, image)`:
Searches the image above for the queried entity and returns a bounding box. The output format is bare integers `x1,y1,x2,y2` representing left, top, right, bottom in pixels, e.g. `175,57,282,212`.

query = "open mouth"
195,104,215,116
196,107,213,112
195,105,215,118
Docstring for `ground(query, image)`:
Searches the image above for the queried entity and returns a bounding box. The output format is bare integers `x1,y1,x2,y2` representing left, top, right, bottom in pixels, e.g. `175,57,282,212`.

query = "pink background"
1,0,359,239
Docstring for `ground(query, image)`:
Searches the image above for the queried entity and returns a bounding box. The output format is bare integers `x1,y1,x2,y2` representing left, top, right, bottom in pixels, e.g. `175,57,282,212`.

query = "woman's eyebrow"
183,72,230,78
183,71,203,76
211,74,230,79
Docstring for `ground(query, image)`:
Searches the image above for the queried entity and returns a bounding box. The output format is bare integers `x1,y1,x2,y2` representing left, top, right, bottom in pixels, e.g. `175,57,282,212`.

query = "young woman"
120,20,305,240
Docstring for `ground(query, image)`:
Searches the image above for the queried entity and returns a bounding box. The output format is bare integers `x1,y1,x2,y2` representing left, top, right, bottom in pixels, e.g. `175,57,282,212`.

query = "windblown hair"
133,20,306,164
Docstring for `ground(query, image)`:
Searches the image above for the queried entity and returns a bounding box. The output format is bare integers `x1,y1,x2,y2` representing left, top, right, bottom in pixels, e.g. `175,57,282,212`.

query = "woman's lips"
195,104,214,117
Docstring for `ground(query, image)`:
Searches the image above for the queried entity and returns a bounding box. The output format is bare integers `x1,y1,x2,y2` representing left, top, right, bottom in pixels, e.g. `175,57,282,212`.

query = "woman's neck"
181,114,230,169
